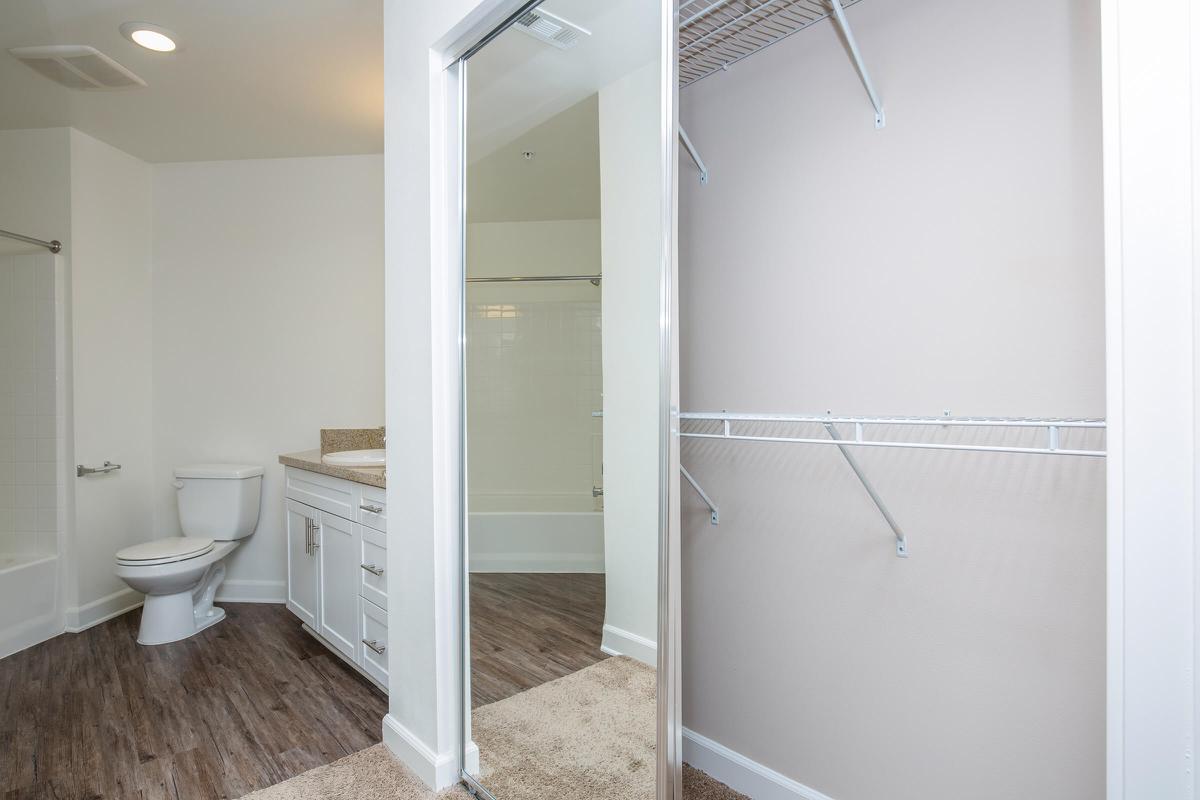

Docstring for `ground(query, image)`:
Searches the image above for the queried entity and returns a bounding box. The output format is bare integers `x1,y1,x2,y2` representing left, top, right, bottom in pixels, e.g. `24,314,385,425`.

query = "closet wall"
678,1,1104,799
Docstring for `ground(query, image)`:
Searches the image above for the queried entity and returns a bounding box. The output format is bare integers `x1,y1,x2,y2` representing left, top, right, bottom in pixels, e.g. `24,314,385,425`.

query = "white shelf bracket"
829,0,886,129
679,126,709,185
823,422,908,557
681,465,719,525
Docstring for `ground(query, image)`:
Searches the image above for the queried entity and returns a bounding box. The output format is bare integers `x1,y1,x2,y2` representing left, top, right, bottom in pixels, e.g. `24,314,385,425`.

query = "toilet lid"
116,536,215,566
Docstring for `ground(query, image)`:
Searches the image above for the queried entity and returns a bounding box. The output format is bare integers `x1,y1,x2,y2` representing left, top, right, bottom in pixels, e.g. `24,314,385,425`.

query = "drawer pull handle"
362,638,386,655
361,563,384,577
360,503,384,514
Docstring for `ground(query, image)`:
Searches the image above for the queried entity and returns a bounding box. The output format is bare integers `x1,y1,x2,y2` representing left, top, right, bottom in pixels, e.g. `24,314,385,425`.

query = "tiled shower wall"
466,296,602,512
0,253,62,559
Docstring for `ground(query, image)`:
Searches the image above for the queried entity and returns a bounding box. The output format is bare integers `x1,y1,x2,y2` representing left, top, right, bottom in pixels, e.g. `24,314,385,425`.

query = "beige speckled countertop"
279,449,386,489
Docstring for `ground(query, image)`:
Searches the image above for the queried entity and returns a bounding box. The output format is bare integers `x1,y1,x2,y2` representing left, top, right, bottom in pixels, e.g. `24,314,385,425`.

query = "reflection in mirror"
461,2,662,798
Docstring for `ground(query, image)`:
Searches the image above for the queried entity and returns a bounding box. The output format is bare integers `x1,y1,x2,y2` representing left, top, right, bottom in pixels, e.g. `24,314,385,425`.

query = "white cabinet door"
285,499,320,628
317,512,361,660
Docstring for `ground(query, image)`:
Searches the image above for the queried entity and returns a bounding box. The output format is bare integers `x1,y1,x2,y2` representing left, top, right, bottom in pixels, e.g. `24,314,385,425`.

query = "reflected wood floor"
0,603,387,800
470,573,607,708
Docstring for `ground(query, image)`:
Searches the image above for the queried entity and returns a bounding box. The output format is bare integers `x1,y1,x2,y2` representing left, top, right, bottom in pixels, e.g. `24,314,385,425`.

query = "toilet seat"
116,536,215,566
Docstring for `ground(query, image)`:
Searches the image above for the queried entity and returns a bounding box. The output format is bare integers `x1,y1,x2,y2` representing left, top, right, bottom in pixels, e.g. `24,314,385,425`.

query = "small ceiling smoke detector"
120,22,177,53
9,45,146,89
513,9,590,50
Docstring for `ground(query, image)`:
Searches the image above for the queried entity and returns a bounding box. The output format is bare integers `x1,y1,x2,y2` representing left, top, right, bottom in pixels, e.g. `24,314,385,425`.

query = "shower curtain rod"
467,274,600,284
0,228,62,254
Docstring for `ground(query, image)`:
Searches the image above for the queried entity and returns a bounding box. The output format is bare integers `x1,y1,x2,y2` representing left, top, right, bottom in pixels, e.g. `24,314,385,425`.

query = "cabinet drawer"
357,485,387,532
285,467,358,521
359,597,388,686
359,527,387,610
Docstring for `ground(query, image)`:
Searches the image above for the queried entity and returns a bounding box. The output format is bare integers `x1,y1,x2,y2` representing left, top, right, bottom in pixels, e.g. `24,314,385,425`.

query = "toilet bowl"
115,463,263,645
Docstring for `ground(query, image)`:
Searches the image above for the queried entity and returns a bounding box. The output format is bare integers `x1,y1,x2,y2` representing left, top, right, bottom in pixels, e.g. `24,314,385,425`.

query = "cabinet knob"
360,563,384,577
360,503,384,514
362,638,386,655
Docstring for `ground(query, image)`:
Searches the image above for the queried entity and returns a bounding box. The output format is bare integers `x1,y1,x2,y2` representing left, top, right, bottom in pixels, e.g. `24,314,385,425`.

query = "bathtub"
468,511,604,573
0,554,61,658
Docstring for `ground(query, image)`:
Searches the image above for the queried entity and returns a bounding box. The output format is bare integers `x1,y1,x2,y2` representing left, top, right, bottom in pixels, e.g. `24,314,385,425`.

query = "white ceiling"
0,0,382,162
0,0,656,165
466,0,658,163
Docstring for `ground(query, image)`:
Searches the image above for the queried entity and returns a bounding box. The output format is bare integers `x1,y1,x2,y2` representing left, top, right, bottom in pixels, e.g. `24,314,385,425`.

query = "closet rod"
679,126,709,185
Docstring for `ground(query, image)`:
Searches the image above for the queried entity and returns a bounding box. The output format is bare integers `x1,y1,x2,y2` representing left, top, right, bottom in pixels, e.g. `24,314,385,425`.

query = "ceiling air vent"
9,45,146,90
513,9,591,50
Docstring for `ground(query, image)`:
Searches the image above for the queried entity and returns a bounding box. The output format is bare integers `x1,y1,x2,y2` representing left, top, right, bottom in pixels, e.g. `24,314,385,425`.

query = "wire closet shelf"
679,412,1107,458
678,0,867,87
678,412,1107,558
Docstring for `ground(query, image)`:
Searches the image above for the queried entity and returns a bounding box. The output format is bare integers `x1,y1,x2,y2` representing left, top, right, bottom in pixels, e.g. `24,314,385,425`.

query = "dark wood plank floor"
469,573,607,708
0,576,607,798
0,603,386,800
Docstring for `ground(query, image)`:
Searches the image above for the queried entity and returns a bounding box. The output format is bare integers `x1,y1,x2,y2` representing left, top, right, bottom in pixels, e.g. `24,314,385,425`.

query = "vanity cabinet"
284,466,389,691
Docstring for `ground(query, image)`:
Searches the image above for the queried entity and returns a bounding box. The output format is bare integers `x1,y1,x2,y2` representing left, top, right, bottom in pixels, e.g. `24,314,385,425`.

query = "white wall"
68,129,154,624
598,61,663,666
678,1,1104,799
151,155,384,600
0,128,70,251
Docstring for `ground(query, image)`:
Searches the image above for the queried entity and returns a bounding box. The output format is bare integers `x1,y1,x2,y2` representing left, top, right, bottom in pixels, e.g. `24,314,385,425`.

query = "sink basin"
322,449,385,469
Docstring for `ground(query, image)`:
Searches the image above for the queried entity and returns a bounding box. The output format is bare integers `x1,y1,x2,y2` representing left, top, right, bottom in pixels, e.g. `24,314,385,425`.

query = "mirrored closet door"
457,2,673,798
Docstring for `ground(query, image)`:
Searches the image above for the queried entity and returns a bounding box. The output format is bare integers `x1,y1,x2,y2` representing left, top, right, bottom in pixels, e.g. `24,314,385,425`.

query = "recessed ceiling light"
120,22,177,53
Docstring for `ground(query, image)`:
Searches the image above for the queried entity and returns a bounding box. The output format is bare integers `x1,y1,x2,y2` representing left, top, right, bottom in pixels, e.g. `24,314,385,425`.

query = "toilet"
115,464,263,645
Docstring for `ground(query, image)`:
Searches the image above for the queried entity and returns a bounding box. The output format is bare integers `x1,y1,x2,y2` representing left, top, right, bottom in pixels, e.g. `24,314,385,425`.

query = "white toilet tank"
174,464,265,541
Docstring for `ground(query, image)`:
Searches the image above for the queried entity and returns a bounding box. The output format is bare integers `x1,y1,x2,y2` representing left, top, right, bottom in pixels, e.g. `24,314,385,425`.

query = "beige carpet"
470,656,656,798
240,656,744,800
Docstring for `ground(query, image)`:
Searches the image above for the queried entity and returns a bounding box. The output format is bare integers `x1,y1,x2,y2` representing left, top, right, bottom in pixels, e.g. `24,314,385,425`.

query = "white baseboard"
382,713,459,790
683,727,836,800
56,580,281,638
64,587,143,633
600,624,657,666
216,579,286,603
469,552,605,573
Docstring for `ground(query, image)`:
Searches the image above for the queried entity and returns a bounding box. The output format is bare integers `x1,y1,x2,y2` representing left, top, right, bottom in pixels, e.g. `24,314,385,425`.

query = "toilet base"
136,561,229,645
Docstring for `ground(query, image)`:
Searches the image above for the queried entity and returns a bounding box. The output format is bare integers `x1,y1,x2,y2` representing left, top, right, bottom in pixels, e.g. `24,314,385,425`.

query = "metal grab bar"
77,461,121,477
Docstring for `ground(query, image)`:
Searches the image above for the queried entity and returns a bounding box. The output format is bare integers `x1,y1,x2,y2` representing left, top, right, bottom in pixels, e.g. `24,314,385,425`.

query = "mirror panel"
460,2,664,797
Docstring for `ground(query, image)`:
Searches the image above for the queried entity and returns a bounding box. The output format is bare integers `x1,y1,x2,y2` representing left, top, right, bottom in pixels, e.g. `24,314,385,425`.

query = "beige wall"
151,154,384,598
678,0,1104,798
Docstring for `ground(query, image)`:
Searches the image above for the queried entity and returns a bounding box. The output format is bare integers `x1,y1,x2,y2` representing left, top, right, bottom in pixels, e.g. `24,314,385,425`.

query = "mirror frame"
450,2,680,799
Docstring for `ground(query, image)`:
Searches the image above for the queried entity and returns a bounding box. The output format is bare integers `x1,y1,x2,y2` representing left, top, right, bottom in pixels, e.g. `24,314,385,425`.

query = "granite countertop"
279,449,386,489
279,427,386,488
